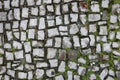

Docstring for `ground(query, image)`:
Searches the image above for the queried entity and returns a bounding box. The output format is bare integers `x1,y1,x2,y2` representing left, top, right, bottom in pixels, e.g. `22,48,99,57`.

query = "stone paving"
0,0,120,80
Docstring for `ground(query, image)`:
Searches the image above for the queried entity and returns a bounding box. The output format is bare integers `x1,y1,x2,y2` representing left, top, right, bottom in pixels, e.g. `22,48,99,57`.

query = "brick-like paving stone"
0,0,120,80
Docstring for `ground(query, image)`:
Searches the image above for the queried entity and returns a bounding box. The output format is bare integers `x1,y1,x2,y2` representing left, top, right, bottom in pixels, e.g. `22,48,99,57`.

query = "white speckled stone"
18,72,27,79
22,8,28,18
48,28,59,37
78,66,86,76
46,69,55,77
45,39,53,47
14,8,20,20
81,38,89,48
110,15,117,23
33,48,44,57
0,57,3,64
55,75,64,80
62,37,72,48
103,43,112,52
36,62,48,68
25,54,32,63
100,69,108,80
78,58,86,64
26,0,35,6
69,24,79,34
58,61,65,72
116,32,120,39
11,0,19,7
29,19,37,26
38,30,45,40
68,61,77,69
49,59,58,67
14,50,24,59
73,36,80,47
81,27,88,36
91,4,100,12
70,14,78,22
55,37,61,47
36,69,44,79
102,0,109,8
13,41,22,49
7,69,15,77
88,14,100,22
6,52,14,60
0,23,3,33
31,7,38,16
24,42,31,53
68,71,73,80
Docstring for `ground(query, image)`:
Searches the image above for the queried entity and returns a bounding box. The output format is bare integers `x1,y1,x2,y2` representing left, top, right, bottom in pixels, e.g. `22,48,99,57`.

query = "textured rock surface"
0,0,120,79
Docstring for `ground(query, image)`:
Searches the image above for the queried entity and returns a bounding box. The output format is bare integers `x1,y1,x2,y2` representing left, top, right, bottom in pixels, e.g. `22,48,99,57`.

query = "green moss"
96,74,101,80
93,32,99,36
26,38,30,42
0,53,3,57
12,48,17,52
65,48,71,51
81,75,89,80
114,0,120,4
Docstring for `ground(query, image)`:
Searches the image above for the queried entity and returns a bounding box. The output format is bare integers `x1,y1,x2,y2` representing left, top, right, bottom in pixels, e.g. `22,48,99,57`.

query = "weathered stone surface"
68,61,77,69
78,66,86,76
88,14,100,22
0,12,7,21
33,48,44,57
0,0,120,79
100,69,108,80
58,61,65,72
47,48,57,59
55,75,64,80
35,69,44,79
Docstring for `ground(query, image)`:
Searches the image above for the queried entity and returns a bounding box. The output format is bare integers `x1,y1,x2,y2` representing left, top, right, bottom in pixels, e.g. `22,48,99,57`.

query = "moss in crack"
65,48,71,51
0,53,3,57
114,0,120,4
12,48,17,53
96,74,101,80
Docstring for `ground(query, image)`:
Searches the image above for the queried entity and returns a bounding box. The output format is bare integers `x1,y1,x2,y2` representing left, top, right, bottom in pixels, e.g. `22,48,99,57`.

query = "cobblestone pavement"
0,0,120,80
